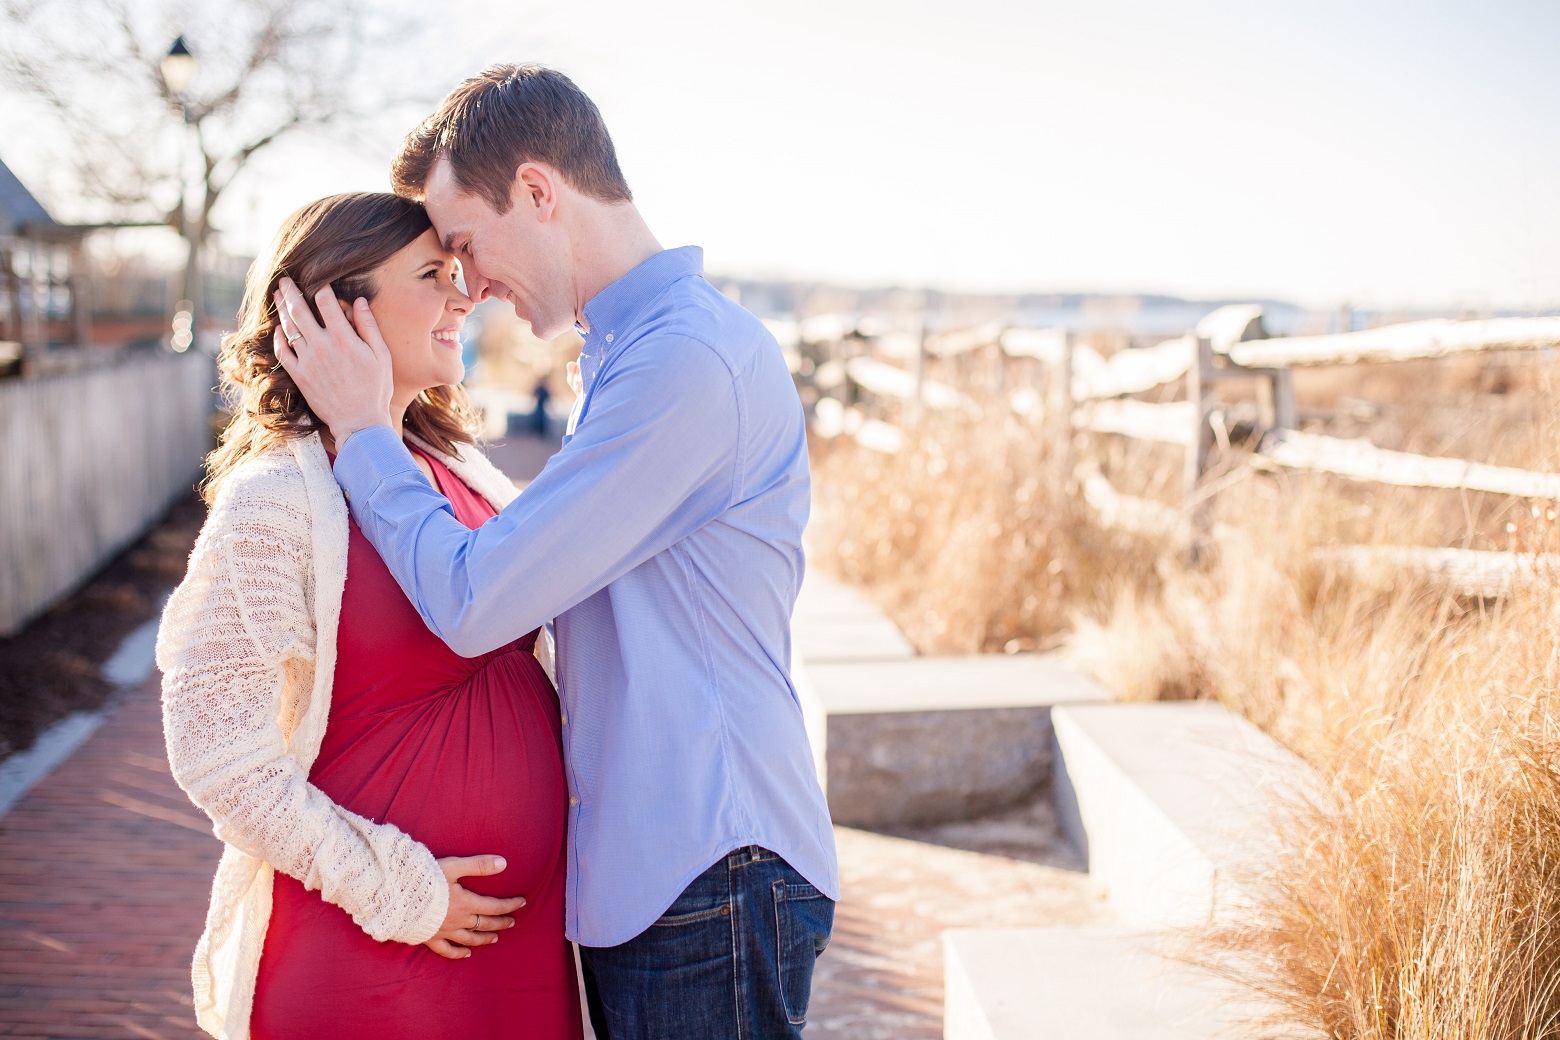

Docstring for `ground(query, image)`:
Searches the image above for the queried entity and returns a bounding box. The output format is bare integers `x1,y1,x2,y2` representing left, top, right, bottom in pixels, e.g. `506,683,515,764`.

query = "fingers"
439,854,508,881
273,329,296,370
351,298,392,363
448,927,500,947
463,891,527,915
426,938,472,960
274,277,324,341
470,912,516,932
273,303,298,345
314,283,352,335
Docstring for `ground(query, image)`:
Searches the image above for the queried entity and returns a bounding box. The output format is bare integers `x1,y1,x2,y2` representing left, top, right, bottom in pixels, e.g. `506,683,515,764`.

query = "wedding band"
286,332,303,346
472,914,482,930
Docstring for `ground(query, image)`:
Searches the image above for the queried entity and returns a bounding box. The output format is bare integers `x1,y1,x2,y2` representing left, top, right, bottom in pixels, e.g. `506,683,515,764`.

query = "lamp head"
161,35,197,96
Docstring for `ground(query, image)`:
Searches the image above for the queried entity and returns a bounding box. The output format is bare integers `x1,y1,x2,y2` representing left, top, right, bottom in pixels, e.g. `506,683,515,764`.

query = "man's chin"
526,314,576,341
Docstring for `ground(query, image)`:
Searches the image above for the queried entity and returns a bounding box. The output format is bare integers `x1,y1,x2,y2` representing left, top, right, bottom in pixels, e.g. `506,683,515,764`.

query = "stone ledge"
944,927,1278,1040
1051,701,1314,927
815,655,1111,828
808,654,1111,715
792,573,916,665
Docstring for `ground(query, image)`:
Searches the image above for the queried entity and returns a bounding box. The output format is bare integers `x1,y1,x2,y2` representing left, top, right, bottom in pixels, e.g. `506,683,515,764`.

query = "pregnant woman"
156,192,580,1039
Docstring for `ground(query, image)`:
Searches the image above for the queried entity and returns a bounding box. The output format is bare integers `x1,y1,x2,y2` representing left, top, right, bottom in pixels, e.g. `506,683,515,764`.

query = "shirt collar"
580,246,704,350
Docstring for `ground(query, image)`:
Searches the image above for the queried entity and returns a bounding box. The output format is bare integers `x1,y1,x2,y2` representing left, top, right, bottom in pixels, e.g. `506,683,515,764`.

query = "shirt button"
569,795,579,807
561,712,568,726
605,333,614,343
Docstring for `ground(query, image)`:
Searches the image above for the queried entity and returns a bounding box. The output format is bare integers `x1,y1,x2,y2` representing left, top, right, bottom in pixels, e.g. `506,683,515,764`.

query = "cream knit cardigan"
156,431,520,1040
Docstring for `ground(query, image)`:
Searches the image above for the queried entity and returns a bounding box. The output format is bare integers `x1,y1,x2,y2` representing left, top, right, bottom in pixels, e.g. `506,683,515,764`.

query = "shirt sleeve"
333,333,741,658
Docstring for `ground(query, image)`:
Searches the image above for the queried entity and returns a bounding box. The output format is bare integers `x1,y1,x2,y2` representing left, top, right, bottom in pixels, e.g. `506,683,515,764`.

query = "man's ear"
514,162,557,220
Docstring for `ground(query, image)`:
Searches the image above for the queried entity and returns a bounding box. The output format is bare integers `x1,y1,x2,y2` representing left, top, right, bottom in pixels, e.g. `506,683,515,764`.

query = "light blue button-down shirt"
332,246,839,947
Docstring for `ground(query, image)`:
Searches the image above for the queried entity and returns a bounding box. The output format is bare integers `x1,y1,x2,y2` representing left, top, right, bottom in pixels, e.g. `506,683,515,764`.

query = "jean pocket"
652,899,732,928
772,879,834,1026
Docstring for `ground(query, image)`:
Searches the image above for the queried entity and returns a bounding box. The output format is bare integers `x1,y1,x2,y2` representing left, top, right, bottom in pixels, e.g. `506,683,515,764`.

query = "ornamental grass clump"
1202,600,1560,1038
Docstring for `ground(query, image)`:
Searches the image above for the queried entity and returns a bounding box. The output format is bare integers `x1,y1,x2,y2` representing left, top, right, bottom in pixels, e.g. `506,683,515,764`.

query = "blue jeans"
579,847,834,1039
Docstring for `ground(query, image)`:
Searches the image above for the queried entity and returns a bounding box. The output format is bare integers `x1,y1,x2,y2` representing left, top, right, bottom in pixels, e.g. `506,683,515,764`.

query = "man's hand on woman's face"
424,854,527,960
273,277,396,447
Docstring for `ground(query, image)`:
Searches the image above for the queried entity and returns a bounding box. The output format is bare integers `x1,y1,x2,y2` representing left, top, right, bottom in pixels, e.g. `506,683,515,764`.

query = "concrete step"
791,573,1111,829
1050,701,1314,927
944,927,1277,1040
793,573,916,664
812,654,1111,828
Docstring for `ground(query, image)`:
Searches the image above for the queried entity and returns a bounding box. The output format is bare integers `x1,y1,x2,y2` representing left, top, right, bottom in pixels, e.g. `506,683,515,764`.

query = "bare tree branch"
0,0,440,244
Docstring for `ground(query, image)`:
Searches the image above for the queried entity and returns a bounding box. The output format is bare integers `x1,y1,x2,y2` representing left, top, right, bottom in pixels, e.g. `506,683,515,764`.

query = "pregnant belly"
309,650,568,898
252,653,572,1040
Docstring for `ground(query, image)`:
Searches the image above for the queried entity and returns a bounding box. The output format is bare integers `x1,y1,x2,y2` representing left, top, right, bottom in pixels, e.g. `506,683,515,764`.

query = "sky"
6,0,1559,310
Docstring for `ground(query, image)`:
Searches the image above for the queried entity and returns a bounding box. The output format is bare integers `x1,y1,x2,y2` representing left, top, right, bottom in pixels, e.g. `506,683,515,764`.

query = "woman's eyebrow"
420,257,446,269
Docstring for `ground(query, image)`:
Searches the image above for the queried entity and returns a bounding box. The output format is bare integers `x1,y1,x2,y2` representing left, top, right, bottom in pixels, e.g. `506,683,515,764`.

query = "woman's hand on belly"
424,855,527,960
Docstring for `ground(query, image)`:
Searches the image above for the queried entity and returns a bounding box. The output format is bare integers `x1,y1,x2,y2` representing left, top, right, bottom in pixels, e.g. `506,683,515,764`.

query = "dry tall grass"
1205,638,1560,1039
810,414,1158,657
808,351,1560,1038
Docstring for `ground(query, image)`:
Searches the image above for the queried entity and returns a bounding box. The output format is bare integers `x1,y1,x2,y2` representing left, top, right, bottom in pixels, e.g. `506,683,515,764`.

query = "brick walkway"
0,674,1108,1039
0,678,216,1039
809,820,1110,1039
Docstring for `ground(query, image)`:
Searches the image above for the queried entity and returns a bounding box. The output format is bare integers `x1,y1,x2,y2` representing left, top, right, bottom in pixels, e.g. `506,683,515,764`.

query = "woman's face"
365,227,471,402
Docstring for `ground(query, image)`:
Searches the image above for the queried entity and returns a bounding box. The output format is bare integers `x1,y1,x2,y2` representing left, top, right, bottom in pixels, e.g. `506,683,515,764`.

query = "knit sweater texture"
155,431,520,1039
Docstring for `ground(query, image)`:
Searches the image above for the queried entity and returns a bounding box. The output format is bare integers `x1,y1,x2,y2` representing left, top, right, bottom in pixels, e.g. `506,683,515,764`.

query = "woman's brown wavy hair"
202,192,478,504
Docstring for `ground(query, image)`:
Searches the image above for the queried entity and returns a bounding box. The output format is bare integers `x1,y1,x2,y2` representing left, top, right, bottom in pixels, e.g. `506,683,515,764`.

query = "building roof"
0,158,75,239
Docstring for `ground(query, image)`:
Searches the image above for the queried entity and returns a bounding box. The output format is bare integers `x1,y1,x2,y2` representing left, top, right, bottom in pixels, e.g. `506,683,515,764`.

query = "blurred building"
0,158,92,375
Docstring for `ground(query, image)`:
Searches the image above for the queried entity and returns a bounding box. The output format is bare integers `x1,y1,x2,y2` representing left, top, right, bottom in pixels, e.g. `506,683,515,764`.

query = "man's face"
424,159,575,339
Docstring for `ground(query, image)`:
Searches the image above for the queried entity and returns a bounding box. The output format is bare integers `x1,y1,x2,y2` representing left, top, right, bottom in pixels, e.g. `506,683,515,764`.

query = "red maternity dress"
251,445,580,1040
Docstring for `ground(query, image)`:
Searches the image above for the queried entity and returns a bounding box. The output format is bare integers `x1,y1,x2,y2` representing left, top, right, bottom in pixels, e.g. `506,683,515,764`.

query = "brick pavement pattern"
808,826,1111,1040
0,678,217,1039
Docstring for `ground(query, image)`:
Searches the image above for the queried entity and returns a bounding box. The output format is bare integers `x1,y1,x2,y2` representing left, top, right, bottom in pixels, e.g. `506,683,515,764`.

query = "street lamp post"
160,36,199,352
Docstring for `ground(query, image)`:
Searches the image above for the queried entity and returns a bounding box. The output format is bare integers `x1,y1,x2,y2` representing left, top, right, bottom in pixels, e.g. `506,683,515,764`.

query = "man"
274,64,838,1039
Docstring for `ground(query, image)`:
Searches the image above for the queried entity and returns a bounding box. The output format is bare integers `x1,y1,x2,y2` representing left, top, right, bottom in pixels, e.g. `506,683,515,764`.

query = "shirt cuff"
332,424,419,502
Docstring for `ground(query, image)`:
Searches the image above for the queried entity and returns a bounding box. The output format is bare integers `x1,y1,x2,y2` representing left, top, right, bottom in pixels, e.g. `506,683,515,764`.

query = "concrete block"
1051,702,1313,927
814,654,1110,829
944,927,1277,1040
810,654,1111,716
790,645,828,790
828,705,1053,828
792,572,915,664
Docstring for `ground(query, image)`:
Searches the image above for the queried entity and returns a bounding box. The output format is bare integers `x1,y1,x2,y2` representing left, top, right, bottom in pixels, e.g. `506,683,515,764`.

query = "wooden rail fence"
796,307,1560,597
0,350,214,635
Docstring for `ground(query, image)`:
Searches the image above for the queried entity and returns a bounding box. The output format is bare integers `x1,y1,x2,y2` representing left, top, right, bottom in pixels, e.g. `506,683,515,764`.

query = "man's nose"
462,269,494,304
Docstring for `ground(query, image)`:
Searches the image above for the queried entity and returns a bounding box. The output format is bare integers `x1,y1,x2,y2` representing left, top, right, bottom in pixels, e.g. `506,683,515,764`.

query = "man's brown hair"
392,64,631,212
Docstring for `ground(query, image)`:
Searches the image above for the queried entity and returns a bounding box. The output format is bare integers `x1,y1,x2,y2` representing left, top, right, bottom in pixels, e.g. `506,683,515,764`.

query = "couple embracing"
156,64,837,1040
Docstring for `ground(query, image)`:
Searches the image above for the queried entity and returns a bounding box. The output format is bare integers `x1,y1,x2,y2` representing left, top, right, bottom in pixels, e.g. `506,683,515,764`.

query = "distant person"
157,193,581,1039
529,374,552,436
274,64,837,1039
